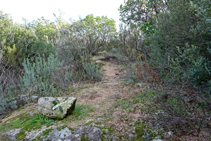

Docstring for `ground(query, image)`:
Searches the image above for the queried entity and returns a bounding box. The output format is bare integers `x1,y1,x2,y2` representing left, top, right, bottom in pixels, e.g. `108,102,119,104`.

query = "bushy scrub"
170,45,211,87
0,67,19,113
83,63,102,81
0,88,17,114
20,54,73,96
118,0,211,136
29,41,55,59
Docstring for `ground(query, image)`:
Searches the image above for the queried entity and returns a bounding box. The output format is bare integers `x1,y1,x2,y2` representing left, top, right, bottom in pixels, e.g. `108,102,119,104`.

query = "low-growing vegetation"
0,113,54,133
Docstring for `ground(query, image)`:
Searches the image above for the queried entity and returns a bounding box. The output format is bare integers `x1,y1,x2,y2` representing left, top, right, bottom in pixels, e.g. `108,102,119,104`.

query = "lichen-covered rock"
47,127,73,141
38,97,77,119
73,125,103,141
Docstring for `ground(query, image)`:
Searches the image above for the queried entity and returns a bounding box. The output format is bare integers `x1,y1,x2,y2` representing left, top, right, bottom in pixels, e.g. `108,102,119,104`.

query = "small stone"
109,94,122,99
105,129,109,134
136,83,143,87
164,132,172,139
95,118,103,123
104,135,108,138
75,134,79,137
109,134,114,139
100,124,104,128
85,119,94,124
82,93,91,97
152,136,163,141
31,95,38,101
168,131,173,136
128,133,135,138
133,105,137,108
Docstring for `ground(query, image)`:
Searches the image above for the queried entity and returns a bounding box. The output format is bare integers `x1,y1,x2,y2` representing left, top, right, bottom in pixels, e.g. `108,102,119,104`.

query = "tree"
30,17,57,44
0,11,38,67
79,14,116,55
119,0,167,24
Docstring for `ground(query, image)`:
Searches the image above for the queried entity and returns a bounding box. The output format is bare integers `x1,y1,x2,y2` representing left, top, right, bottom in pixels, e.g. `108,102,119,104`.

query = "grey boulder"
38,97,77,119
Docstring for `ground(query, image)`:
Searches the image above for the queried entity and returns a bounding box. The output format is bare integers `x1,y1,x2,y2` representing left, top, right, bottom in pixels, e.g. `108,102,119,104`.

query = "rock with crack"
38,97,77,119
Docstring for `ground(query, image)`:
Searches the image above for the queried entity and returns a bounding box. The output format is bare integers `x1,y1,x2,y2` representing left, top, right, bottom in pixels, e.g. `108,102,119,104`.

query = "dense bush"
119,0,211,136
20,54,73,95
29,41,55,59
170,45,211,87
83,63,102,81
119,0,211,89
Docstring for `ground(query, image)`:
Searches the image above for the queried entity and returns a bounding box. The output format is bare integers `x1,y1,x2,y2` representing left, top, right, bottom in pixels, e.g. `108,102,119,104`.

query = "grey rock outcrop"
47,127,76,141
74,125,103,141
47,126,102,141
0,128,21,141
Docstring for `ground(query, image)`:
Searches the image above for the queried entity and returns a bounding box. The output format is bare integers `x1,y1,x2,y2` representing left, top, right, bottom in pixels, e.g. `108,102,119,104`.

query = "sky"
0,0,125,29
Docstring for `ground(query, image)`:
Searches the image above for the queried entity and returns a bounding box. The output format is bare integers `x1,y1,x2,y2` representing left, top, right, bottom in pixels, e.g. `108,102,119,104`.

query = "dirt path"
74,60,129,118
64,59,144,135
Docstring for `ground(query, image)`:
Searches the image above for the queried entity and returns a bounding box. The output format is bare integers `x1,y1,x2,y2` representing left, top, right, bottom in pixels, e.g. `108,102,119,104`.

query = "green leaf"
59,106,63,113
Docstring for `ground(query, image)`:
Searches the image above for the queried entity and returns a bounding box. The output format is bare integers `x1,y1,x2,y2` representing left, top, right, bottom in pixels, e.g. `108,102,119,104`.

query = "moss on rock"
81,134,90,141
16,131,26,141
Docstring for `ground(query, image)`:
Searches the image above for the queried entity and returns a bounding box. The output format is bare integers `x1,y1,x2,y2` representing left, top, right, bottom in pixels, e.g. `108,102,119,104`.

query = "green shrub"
0,84,18,113
20,54,73,96
29,41,55,59
83,63,102,81
0,89,7,113
170,45,211,87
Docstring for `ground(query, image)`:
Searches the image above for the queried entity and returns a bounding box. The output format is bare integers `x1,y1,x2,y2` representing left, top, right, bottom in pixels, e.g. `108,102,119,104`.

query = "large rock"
38,97,77,119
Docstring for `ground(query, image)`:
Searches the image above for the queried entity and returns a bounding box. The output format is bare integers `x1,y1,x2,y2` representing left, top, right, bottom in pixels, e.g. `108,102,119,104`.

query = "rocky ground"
0,56,210,141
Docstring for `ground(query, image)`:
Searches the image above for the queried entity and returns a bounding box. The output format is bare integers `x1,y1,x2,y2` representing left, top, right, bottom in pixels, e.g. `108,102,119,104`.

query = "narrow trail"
75,60,126,117
66,59,145,134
